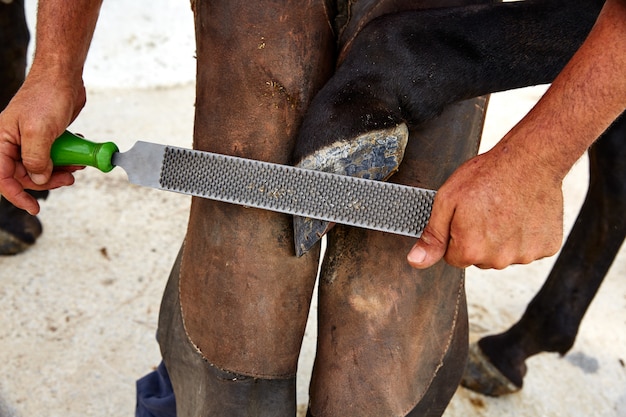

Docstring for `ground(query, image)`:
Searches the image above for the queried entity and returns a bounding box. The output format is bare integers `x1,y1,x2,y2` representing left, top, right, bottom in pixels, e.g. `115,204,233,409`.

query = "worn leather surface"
160,247,300,416
178,0,334,379
308,98,486,416
312,7,487,410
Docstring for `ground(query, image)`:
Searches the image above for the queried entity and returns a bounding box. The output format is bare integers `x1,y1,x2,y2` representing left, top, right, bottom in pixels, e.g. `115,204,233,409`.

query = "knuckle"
547,237,562,256
444,244,475,269
21,150,49,170
490,259,510,270
20,119,55,140
516,253,536,266
421,226,448,248
0,129,13,143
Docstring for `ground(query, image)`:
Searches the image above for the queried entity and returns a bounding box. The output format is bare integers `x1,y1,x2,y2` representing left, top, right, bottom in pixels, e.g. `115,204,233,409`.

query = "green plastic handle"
51,131,119,173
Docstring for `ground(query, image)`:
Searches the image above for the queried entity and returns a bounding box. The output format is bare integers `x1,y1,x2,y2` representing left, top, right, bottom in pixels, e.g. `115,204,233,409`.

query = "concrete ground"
1,1,625,416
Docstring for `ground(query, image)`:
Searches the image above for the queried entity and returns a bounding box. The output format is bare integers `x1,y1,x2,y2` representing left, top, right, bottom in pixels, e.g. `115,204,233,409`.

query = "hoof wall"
460,342,522,397
293,124,408,256
0,202,43,255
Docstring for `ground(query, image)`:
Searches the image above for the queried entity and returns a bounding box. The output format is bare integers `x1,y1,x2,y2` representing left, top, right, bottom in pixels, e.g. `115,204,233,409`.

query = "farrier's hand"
0,65,86,215
407,0,626,270
407,139,564,270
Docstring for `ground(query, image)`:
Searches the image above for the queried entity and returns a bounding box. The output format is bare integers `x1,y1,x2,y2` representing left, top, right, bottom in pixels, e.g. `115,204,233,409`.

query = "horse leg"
462,112,626,396
294,0,603,161
0,0,28,107
293,0,603,252
0,0,49,255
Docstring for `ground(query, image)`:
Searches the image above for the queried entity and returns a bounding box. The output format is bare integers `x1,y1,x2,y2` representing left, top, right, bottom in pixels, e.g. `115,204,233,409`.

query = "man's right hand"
0,65,87,215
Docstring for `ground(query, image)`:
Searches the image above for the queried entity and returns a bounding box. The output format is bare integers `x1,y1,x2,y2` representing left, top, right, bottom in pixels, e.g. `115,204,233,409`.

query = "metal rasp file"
51,131,435,239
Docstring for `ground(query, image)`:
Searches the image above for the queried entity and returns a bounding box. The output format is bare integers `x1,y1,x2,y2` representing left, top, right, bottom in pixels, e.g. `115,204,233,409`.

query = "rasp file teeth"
159,147,434,238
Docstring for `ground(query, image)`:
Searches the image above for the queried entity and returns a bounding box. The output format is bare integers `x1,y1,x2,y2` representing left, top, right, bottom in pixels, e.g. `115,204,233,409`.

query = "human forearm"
31,0,103,79
499,0,626,182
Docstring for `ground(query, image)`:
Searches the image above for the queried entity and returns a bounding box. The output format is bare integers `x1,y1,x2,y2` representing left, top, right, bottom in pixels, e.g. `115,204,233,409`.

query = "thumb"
21,129,56,185
407,196,453,269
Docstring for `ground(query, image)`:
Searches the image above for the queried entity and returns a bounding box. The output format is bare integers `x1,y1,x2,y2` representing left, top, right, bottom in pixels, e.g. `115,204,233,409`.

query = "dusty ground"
1,1,625,416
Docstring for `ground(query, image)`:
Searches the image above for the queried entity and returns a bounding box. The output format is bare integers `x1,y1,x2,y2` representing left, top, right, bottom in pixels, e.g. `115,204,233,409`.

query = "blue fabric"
136,361,177,417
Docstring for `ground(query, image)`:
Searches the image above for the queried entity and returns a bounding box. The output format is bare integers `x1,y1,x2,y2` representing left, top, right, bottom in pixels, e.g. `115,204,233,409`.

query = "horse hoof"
293,123,408,256
460,341,522,397
0,199,44,255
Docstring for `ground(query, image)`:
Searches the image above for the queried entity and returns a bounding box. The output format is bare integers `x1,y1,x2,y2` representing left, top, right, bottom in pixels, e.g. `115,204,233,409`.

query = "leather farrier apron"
157,1,488,416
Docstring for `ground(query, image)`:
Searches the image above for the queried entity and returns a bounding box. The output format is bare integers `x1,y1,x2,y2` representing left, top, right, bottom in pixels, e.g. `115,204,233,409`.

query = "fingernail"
408,246,426,264
30,173,48,185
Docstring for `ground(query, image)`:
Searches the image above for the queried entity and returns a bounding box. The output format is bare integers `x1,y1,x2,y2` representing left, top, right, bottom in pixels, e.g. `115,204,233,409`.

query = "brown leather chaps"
157,1,487,416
